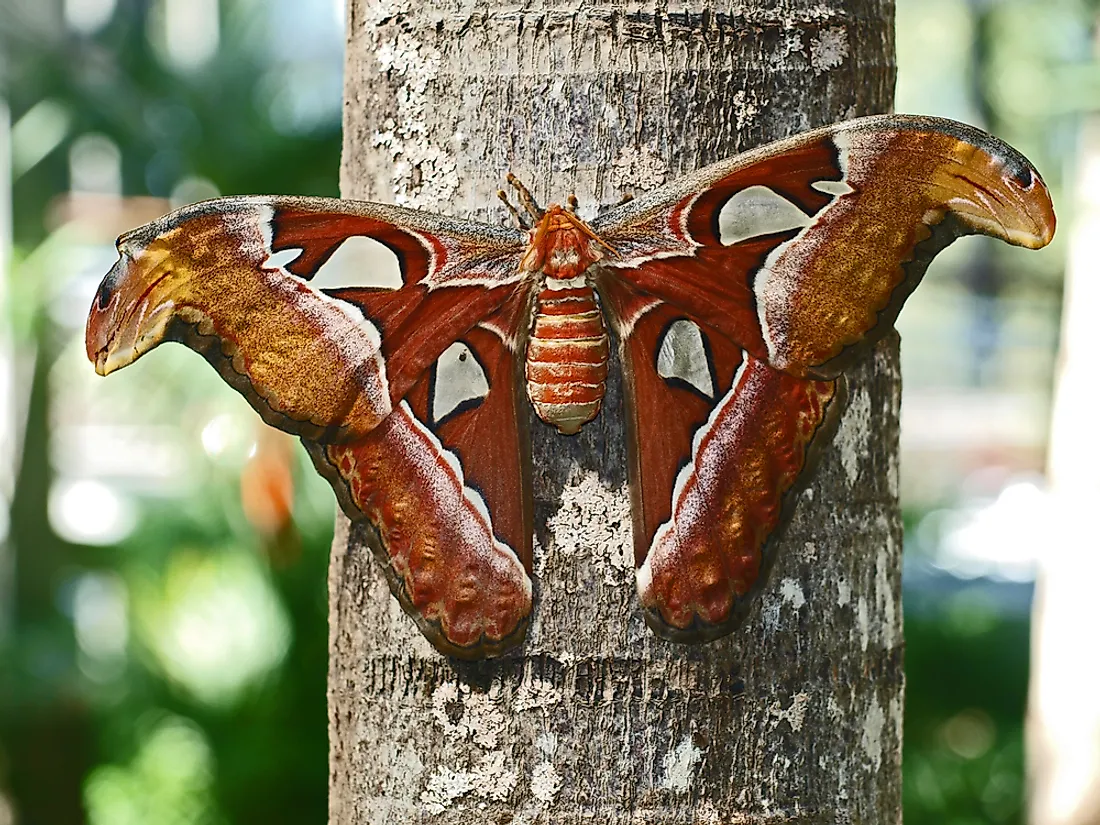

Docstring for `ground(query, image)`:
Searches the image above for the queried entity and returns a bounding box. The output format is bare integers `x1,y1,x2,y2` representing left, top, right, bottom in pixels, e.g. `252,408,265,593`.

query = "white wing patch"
718,185,813,246
432,342,490,424
657,320,714,399
811,179,855,196
264,247,304,269
310,235,404,290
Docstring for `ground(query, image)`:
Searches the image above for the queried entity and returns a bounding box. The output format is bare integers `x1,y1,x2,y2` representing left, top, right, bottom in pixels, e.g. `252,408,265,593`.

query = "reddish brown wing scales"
405,295,533,567
308,403,531,659
596,140,843,364
636,357,841,640
272,204,526,410
333,283,523,407
87,195,534,658
594,115,1054,639
598,278,744,562
307,296,533,658
597,116,1056,379
272,207,436,283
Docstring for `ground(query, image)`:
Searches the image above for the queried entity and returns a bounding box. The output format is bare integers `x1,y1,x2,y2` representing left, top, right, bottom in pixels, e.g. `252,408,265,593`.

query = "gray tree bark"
331,2,902,823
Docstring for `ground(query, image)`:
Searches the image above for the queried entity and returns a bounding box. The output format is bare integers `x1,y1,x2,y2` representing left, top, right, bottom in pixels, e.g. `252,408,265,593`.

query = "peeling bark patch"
809,26,849,75
610,145,669,193
887,450,900,497
876,547,901,648
890,696,904,745
661,736,704,793
546,470,633,585
471,751,519,801
837,577,851,606
514,677,564,712
531,762,562,803
857,597,870,651
837,386,871,486
420,766,475,815
535,731,558,756
781,31,805,57
861,697,886,770
760,596,782,631
430,681,506,749
731,89,763,131
418,752,518,813
779,578,806,609
769,692,811,732
370,33,458,209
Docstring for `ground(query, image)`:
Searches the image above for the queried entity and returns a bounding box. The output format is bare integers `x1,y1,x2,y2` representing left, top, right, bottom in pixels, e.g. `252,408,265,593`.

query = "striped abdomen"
525,281,610,435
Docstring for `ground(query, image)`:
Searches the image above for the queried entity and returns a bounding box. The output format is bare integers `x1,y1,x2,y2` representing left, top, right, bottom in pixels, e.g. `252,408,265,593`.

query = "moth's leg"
506,173,544,222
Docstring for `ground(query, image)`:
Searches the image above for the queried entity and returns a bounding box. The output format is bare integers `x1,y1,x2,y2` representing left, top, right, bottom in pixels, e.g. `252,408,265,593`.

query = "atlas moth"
86,115,1055,659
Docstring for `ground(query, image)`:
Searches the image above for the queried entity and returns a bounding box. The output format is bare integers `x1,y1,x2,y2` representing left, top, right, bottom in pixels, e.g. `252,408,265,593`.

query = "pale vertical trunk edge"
331,3,901,823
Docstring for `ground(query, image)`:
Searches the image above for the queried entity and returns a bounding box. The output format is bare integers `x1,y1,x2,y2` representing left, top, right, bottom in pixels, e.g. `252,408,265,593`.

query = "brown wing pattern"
85,116,1057,656
86,195,534,658
600,274,843,641
634,355,842,641
595,114,1055,639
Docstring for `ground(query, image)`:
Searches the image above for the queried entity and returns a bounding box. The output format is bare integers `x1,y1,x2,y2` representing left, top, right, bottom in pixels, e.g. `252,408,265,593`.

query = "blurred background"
0,0,1093,823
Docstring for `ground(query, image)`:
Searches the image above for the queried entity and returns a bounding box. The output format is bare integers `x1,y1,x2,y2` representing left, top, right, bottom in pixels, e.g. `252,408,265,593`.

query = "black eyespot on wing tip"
95,275,116,310
1010,163,1036,190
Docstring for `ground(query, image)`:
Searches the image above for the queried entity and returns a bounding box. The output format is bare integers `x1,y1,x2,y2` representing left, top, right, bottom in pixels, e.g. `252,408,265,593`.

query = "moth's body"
84,114,1055,659
521,205,611,434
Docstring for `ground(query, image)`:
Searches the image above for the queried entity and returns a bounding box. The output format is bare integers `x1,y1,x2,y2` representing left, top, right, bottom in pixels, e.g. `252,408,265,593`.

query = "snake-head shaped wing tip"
926,119,1057,250
86,234,181,377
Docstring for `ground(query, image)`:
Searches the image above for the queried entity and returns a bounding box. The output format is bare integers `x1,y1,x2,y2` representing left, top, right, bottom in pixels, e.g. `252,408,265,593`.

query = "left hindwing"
594,114,1055,640
599,275,843,641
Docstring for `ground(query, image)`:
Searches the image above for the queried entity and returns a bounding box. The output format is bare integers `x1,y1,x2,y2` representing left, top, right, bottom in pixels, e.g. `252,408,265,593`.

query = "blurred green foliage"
2,1,340,823
904,592,1031,824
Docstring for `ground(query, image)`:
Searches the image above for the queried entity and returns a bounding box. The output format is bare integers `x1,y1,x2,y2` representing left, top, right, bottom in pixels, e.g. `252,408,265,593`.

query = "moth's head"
86,223,188,376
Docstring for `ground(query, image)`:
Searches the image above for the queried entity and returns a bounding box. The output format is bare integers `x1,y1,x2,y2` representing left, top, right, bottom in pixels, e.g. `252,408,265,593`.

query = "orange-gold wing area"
595,114,1056,380
634,356,843,641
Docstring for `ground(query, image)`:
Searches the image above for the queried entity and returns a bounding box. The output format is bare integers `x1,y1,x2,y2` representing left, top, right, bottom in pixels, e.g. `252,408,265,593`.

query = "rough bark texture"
331,3,902,822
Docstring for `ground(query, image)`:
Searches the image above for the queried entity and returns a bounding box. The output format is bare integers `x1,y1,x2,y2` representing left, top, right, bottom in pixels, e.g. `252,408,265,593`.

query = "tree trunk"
331,3,901,822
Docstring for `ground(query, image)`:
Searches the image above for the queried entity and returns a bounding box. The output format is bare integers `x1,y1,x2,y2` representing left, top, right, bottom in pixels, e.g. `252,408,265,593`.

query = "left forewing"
86,195,527,441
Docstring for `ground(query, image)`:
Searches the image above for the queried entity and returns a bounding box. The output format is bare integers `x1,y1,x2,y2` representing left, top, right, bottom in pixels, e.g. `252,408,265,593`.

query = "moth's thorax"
520,204,605,279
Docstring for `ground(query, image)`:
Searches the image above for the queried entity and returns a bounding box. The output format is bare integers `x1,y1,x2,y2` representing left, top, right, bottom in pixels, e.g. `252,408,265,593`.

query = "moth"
86,115,1055,659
